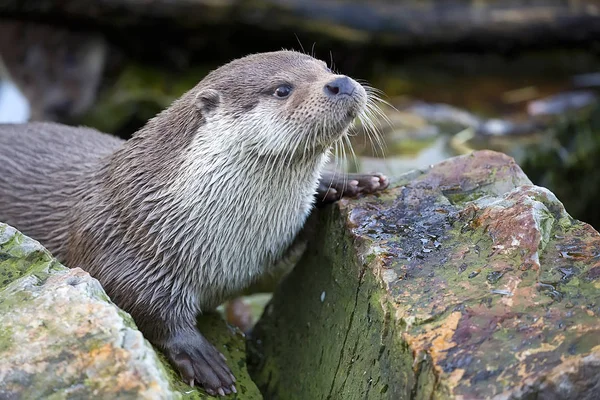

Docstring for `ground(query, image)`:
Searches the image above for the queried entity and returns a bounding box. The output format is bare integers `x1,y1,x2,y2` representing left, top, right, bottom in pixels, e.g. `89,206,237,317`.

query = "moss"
442,190,483,206
412,353,437,400
0,325,14,353
116,308,138,330
0,225,62,291
248,206,415,399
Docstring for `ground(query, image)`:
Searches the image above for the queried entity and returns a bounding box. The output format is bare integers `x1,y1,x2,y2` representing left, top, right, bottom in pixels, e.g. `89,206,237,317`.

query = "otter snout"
322,75,367,126
324,76,356,97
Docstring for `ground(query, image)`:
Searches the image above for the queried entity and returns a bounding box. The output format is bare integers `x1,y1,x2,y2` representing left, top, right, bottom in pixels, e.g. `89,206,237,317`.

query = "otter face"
195,50,368,156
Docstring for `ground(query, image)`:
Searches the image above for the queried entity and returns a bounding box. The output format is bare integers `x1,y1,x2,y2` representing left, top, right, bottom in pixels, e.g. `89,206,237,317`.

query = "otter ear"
195,89,221,115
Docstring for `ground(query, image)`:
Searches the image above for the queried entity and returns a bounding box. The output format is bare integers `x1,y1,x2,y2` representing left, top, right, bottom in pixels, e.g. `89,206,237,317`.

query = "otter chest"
171,154,324,294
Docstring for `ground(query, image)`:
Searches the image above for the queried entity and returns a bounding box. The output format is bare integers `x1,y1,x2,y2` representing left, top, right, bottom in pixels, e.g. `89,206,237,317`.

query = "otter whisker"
329,140,343,198
356,109,377,156
323,142,339,203
359,89,389,158
357,85,389,154
360,105,386,158
294,34,306,54
343,134,358,172
286,129,304,173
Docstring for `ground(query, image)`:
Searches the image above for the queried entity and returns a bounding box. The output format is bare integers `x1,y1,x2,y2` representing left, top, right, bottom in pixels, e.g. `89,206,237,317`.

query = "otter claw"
317,171,389,204
165,330,236,396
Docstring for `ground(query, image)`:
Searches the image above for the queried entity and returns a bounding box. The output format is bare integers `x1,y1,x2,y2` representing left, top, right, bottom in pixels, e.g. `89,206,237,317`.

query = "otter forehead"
201,51,330,93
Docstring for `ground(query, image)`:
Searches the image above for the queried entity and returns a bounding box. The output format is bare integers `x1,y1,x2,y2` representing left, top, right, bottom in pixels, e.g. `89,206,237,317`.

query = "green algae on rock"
0,223,262,399
248,151,600,399
0,223,177,399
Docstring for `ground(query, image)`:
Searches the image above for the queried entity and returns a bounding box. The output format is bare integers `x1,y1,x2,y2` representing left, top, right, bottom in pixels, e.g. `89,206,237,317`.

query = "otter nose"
324,76,355,97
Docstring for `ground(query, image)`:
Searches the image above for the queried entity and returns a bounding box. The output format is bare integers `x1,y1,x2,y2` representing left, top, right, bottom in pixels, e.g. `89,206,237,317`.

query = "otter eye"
274,85,292,98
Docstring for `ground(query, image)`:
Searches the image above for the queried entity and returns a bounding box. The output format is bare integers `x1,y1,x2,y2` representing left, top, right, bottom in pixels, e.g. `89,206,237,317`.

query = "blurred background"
1,0,600,230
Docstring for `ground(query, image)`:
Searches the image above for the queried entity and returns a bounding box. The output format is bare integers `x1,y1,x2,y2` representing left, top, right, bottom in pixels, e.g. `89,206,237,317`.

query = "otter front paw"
317,172,389,203
165,331,237,396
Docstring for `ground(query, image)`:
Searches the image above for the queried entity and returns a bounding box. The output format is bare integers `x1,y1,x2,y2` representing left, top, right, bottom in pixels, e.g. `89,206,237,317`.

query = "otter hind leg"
317,170,389,204
164,329,236,396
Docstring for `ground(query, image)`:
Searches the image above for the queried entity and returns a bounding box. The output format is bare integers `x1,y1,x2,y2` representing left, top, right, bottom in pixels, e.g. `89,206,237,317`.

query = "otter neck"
99,113,329,308
169,141,328,306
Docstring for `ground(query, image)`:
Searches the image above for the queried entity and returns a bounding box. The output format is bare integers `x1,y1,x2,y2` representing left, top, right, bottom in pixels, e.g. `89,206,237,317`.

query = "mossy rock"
0,223,261,399
248,151,600,399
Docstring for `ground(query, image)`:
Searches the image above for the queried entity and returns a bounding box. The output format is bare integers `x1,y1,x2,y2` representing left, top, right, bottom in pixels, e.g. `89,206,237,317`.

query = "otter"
0,51,387,396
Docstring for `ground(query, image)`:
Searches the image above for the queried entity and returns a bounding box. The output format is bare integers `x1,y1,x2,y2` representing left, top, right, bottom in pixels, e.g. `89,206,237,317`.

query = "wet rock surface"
0,223,261,399
248,150,600,399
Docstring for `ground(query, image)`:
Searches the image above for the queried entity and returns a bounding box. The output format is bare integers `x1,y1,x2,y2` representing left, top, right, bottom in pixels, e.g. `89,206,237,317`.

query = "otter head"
191,50,368,157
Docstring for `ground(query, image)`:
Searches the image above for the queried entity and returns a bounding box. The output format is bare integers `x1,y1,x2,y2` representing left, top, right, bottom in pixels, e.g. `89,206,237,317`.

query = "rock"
0,223,175,399
573,73,600,88
406,97,600,230
0,223,262,399
521,103,600,229
248,151,600,399
476,118,541,137
406,101,544,139
527,91,598,117
1,1,599,49
406,102,482,130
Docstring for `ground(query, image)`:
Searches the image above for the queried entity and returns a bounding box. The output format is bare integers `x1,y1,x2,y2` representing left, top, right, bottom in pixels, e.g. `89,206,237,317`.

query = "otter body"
0,51,386,396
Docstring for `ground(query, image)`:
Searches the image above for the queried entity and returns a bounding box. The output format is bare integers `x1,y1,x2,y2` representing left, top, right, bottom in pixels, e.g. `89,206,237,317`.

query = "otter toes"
345,172,389,195
165,331,236,396
317,171,389,204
